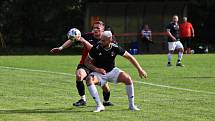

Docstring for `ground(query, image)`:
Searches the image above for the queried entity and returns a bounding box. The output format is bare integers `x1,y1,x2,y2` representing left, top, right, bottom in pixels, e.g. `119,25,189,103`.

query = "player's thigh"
176,41,184,52
117,72,132,85
168,42,176,51
102,83,110,92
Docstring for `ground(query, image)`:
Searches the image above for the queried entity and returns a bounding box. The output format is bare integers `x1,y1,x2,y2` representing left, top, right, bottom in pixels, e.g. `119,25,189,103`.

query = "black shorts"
181,37,192,48
76,64,92,76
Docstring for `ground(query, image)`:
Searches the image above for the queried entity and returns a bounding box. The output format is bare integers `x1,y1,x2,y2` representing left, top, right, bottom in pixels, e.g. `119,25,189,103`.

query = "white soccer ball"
67,28,81,41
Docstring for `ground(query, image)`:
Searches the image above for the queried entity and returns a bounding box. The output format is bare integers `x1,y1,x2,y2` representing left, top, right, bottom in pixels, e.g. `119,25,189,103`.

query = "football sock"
81,95,86,101
76,81,85,100
178,51,183,62
88,85,102,106
103,91,110,102
168,53,172,63
126,83,135,107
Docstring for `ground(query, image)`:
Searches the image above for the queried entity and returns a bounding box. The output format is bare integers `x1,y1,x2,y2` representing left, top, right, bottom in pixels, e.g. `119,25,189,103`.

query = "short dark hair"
94,21,105,27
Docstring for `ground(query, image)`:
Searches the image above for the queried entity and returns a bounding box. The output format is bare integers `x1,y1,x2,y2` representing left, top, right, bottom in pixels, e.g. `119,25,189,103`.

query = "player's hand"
50,47,61,53
95,68,106,75
138,69,147,79
76,37,84,43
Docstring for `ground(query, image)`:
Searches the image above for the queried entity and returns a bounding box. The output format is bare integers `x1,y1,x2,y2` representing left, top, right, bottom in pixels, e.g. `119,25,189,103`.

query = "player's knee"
76,70,87,81
169,50,174,54
125,77,132,85
179,48,184,53
85,76,94,86
102,84,110,92
76,75,82,81
118,72,132,85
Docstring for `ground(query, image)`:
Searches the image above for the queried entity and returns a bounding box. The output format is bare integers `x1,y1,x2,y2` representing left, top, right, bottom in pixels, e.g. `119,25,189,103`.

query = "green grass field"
0,54,215,121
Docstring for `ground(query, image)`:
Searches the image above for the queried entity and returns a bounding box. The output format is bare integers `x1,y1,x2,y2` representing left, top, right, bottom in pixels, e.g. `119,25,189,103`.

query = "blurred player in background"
180,17,195,54
50,21,113,107
140,24,152,53
84,31,147,112
166,15,184,67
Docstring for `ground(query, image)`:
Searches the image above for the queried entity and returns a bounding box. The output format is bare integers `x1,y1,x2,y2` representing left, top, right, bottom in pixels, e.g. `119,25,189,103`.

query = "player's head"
100,31,112,48
172,15,178,23
92,21,105,38
183,17,187,22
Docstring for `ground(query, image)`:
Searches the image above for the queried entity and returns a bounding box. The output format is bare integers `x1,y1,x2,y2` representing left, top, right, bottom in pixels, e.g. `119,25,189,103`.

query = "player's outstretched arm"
50,39,72,53
77,37,93,50
123,51,147,79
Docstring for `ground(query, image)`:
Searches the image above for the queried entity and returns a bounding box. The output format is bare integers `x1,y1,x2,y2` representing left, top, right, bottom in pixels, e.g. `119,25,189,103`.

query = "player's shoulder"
82,32,94,39
111,43,119,48
91,42,101,50
166,22,173,28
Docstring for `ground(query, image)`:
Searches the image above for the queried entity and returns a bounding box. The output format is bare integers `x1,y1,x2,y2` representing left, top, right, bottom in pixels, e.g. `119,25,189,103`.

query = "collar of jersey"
103,44,112,51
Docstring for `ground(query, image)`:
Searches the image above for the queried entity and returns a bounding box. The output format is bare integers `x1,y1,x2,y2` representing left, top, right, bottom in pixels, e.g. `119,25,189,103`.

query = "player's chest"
95,50,116,60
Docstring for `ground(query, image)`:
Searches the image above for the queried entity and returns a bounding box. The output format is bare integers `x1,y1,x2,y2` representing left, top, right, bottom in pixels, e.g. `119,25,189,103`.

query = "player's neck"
94,35,101,39
103,44,112,50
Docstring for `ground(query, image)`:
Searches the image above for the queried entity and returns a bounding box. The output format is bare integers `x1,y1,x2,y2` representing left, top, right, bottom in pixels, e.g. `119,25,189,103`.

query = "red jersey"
79,32,100,65
179,22,193,38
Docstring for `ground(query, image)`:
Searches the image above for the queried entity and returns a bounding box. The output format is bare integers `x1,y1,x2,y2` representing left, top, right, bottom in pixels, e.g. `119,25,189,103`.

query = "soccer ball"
67,28,81,41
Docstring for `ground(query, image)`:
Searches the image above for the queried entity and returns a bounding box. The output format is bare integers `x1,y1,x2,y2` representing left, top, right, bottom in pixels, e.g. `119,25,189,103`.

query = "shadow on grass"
0,107,90,114
0,107,136,114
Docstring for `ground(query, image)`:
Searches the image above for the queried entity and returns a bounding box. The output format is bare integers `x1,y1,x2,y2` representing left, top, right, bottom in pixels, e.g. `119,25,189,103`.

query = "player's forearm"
192,29,195,36
124,52,143,72
130,57,143,72
59,40,72,50
167,31,175,40
84,56,97,71
79,37,93,50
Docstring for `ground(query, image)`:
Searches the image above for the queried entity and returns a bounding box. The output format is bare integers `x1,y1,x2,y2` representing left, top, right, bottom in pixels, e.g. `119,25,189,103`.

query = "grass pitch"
0,54,215,121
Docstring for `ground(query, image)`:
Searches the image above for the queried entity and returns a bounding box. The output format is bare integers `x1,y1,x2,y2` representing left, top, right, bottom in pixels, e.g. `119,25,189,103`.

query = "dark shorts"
76,64,92,77
181,37,192,48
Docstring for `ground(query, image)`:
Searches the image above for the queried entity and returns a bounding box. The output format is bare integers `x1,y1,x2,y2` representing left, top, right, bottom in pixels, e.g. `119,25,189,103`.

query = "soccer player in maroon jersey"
50,21,113,107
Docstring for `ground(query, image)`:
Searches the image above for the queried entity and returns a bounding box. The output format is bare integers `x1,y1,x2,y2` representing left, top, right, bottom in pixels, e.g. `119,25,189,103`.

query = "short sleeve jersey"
179,22,193,38
166,22,180,42
79,32,100,65
88,43,126,72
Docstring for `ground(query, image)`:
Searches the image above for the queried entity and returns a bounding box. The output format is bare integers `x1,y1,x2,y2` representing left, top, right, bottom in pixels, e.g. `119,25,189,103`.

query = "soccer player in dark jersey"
50,21,113,107
166,15,184,67
84,31,148,112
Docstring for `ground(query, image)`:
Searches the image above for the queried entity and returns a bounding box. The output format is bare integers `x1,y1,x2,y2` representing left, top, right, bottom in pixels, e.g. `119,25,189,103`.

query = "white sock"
168,53,172,63
81,95,86,101
178,51,183,62
126,83,134,107
88,85,102,106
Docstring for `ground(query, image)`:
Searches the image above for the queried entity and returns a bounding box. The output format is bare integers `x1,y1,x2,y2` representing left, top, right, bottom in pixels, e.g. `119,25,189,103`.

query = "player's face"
100,35,112,48
172,16,178,22
92,24,104,37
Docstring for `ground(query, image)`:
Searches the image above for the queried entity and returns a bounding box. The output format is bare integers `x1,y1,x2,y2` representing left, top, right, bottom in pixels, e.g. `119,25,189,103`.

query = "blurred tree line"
0,0,84,49
0,0,215,53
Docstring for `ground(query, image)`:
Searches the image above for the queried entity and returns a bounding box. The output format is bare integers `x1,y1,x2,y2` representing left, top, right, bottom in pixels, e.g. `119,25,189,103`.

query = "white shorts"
168,41,184,51
89,67,123,86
